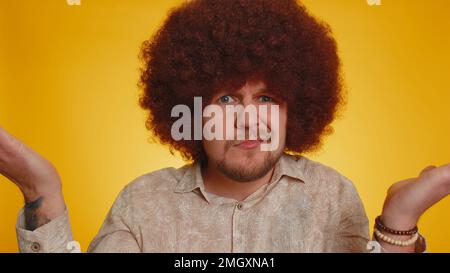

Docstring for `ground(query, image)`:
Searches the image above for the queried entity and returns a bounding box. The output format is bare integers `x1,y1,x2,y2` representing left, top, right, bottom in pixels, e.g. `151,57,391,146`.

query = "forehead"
217,80,268,96
237,81,267,94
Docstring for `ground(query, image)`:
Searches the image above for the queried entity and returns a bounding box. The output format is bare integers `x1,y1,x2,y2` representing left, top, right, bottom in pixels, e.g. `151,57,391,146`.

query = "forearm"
9,155,67,231
23,189,66,231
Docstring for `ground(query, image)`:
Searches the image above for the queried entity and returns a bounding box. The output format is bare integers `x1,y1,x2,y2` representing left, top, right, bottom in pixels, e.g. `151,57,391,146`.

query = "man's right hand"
0,126,66,230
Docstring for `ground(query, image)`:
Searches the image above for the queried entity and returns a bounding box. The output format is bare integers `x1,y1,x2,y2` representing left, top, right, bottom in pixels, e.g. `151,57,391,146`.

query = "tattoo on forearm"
24,197,51,231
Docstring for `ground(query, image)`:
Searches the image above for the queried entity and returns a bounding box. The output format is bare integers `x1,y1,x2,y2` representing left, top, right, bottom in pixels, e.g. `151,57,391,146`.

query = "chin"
230,152,265,167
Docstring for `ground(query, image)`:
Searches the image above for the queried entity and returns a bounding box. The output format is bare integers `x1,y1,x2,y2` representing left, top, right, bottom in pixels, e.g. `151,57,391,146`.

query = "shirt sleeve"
16,208,74,253
332,214,371,252
328,176,428,253
16,184,141,253
87,186,141,253
328,176,371,253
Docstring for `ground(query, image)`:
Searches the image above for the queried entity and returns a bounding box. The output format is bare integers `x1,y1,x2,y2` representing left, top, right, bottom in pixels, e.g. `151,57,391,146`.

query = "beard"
216,148,283,183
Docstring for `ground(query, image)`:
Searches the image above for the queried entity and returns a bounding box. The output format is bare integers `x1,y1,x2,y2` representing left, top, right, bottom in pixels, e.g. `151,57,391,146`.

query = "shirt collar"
174,161,205,193
173,153,307,194
271,153,308,184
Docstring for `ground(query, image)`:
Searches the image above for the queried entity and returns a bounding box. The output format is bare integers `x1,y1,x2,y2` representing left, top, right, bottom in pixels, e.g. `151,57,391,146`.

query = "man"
1,0,449,253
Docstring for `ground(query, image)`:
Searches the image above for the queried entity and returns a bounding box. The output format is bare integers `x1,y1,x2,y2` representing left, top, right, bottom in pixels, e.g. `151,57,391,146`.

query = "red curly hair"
139,0,344,162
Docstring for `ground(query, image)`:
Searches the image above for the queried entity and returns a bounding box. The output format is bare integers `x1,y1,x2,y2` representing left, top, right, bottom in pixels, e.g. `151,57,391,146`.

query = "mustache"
229,125,272,142
225,134,272,149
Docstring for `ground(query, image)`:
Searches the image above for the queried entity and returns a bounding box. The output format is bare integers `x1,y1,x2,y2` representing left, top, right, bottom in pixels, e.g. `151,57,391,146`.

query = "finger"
416,165,450,206
433,164,450,188
427,164,450,181
419,165,437,176
0,127,26,159
0,126,15,146
0,125,8,140
0,126,10,153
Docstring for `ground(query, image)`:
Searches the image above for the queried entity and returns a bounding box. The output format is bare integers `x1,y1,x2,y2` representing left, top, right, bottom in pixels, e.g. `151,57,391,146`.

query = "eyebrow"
215,87,270,97
254,87,270,94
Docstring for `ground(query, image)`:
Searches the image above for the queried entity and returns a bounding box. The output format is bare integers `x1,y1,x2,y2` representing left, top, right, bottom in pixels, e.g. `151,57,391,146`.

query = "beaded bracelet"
374,228,419,247
375,215,418,236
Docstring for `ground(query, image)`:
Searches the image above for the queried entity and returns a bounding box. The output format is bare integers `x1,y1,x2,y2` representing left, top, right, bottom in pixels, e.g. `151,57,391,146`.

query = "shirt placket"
231,201,245,253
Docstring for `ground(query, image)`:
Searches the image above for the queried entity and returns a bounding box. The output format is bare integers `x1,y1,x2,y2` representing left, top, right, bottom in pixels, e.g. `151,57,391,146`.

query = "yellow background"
1,0,449,252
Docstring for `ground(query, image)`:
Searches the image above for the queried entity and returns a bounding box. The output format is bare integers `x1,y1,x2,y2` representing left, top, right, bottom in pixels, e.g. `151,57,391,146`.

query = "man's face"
202,80,287,182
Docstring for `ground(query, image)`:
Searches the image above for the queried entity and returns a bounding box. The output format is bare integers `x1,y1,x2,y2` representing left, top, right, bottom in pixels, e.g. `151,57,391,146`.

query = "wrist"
24,186,66,223
22,180,65,216
20,178,62,204
380,209,419,231
374,214,420,253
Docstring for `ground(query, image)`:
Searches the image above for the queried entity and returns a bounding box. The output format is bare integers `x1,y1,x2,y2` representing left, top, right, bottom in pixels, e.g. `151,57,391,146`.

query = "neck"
201,161,275,202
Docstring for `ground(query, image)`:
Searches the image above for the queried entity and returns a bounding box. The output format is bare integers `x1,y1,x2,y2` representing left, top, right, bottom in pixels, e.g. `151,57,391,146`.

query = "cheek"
266,106,287,131
273,107,288,149
202,139,227,159
279,109,287,135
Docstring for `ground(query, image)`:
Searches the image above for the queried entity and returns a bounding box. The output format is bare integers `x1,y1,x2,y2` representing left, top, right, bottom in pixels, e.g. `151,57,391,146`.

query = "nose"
235,98,259,130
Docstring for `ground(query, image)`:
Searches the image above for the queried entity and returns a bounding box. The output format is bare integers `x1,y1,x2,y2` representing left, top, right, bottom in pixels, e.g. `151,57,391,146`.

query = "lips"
233,139,264,150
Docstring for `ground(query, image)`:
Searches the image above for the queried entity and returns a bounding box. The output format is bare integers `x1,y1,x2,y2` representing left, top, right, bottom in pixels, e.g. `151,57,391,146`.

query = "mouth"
233,139,265,150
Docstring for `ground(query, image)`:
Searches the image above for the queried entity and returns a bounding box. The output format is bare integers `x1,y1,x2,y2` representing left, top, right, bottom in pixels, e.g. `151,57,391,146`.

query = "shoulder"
286,154,367,218
286,154,359,196
119,164,193,198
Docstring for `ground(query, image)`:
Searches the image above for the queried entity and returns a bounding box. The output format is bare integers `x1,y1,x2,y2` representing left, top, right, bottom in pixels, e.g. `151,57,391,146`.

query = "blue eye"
218,95,234,104
259,96,273,103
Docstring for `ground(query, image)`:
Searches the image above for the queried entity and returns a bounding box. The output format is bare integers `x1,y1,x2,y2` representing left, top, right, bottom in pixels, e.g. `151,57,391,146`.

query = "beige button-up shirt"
16,154,373,253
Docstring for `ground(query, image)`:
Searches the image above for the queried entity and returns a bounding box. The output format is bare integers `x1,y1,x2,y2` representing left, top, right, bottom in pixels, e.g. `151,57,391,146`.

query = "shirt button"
236,202,243,210
30,242,41,252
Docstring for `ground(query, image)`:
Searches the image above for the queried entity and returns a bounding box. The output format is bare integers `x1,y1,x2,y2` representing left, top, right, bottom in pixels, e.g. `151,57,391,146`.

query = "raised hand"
380,164,450,252
0,126,65,230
